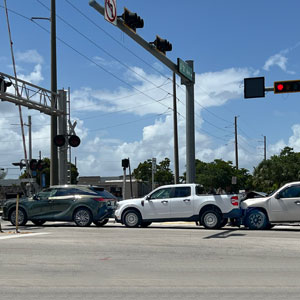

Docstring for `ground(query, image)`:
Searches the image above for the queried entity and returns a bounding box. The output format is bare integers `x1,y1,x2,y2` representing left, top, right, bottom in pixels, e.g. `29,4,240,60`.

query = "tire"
9,208,28,226
220,218,228,228
73,208,92,227
201,209,222,229
141,221,152,228
94,218,109,227
32,220,46,226
245,209,268,230
123,210,141,228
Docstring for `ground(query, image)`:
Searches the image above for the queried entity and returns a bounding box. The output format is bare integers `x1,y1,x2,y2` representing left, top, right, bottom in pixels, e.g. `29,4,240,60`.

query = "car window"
55,188,75,196
37,188,57,200
280,186,300,198
174,187,191,198
195,185,205,195
96,190,117,199
150,188,172,199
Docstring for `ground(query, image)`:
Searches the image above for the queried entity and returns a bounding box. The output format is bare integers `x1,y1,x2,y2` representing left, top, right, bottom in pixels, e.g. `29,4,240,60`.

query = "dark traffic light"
153,35,172,54
12,160,26,170
244,77,265,99
0,76,12,93
274,80,300,94
122,158,129,169
122,7,144,32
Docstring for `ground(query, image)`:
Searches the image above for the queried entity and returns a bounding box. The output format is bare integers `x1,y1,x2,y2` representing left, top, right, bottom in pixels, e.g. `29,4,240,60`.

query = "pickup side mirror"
275,193,280,199
145,195,151,200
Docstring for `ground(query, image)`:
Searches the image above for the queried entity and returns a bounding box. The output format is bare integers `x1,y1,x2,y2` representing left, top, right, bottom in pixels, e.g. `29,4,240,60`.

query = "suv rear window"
91,187,117,199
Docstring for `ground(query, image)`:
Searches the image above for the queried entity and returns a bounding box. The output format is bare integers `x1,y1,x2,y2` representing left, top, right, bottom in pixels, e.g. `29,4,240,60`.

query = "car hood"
241,197,268,209
118,198,144,206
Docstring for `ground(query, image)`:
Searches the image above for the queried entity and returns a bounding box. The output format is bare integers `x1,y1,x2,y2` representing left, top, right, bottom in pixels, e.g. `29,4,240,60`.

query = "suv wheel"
73,208,92,227
123,210,141,228
9,208,28,226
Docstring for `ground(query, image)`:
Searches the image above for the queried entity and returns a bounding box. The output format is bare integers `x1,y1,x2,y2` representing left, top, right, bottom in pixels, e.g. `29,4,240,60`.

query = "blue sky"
1,0,300,179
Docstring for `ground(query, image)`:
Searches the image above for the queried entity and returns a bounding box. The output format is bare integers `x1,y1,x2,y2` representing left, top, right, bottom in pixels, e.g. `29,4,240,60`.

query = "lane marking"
0,232,50,240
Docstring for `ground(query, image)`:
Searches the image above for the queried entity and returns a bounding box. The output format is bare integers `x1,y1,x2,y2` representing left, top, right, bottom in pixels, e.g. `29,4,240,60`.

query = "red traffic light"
36,160,44,171
53,135,66,147
68,135,81,147
274,80,300,94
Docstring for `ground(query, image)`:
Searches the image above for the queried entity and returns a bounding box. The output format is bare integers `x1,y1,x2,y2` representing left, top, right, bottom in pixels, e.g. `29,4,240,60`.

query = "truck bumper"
223,208,242,219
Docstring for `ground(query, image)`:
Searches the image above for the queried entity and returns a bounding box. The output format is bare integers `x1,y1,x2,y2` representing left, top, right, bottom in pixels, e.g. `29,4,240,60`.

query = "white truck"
114,183,241,229
241,181,300,229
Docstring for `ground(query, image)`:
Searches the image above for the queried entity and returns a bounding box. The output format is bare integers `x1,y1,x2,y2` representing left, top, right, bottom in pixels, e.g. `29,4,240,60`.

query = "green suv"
2,185,117,227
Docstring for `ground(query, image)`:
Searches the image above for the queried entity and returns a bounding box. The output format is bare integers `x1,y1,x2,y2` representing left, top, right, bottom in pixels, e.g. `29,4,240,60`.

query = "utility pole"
234,116,238,170
28,116,32,161
173,72,179,184
50,0,58,186
264,135,267,160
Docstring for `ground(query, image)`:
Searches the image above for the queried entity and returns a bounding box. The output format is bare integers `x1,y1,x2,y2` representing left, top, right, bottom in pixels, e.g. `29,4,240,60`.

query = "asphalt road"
1,220,300,300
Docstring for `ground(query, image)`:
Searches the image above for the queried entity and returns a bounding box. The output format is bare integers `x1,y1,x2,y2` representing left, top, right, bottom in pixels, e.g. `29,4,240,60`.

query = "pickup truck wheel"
245,209,268,230
123,210,141,228
201,210,222,229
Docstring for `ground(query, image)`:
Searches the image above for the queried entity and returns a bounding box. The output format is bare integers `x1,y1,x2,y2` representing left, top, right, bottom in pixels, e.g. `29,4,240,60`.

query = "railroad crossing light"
68,135,81,148
36,160,44,171
122,7,144,32
29,159,38,171
53,135,66,147
0,76,12,93
274,80,300,94
153,35,172,54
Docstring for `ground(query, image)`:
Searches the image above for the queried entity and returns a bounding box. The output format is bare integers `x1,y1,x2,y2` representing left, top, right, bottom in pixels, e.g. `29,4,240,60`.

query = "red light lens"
277,83,284,91
93,197,105,202
231,196,239,206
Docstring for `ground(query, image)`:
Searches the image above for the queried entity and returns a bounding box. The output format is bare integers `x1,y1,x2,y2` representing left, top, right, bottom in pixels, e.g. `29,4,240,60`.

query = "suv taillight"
93,197,105,202
231,196,239,206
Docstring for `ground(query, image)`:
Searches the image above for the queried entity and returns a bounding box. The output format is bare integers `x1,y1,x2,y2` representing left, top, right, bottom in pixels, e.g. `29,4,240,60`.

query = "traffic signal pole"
89,0,196,183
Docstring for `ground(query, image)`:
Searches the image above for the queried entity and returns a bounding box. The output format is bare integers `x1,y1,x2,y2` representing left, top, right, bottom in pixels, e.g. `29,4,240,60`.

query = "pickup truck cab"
241,181,300,229
115,183,241,229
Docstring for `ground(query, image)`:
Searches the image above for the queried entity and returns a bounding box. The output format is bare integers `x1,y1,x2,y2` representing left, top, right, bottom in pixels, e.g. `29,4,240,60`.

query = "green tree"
194,159,252,193
133,158,174,186
252,147,300,192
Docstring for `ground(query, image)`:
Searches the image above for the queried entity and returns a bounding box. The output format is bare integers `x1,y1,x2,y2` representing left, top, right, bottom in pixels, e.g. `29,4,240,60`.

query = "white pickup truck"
114,183,241,229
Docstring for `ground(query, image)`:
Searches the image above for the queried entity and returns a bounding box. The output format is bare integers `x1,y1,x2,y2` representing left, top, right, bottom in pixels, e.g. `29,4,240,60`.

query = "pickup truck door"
269,185,300,222
169,186,194,218
142,187,171,219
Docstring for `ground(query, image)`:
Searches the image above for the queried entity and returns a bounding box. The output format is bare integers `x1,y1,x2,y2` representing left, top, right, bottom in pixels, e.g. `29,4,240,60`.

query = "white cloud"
18,64,44,84
16,50,44,64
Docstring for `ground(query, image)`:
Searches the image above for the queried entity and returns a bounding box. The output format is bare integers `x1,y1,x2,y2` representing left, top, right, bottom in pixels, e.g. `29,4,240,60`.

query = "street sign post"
177,58,194,82
104,0,117,25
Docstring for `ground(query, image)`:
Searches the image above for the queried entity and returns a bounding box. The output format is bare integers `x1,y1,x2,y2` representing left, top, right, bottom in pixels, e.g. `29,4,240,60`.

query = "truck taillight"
231,196,239,206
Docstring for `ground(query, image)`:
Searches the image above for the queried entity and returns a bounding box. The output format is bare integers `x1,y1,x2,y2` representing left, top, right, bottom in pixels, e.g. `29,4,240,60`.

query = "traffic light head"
122,7,144,32
36,160,44,171
68,135,81,147
274,80,300,94
153,35,172,54
122,158,129,169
